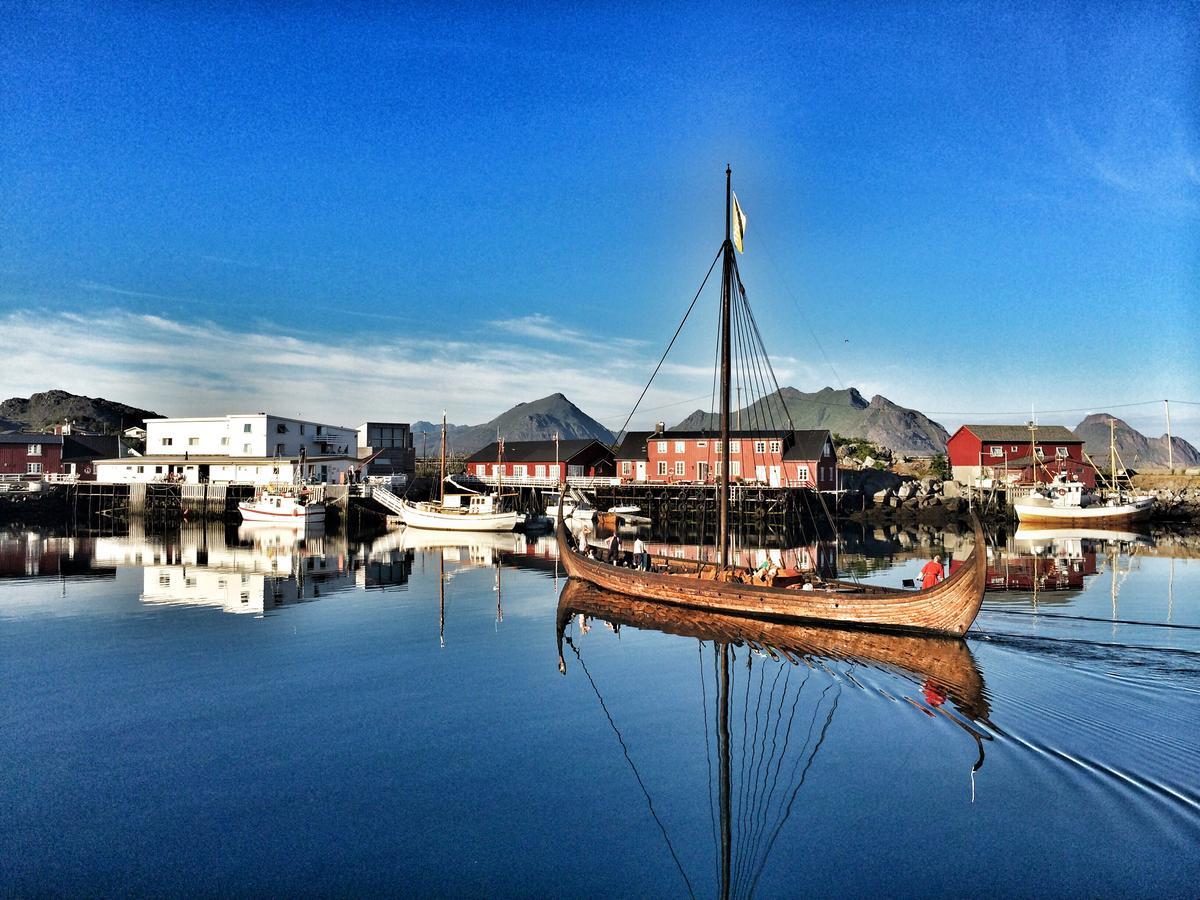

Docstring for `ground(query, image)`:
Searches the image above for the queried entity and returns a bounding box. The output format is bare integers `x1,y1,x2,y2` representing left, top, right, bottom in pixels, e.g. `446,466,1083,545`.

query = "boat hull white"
238,494,326,524
398,499,518,532
1013,497,1153,525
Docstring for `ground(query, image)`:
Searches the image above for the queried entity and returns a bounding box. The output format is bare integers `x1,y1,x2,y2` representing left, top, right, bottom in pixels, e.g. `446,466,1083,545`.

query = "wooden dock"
68,482,353,522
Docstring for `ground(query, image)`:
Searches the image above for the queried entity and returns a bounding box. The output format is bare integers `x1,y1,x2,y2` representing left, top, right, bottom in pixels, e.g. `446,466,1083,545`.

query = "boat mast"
718,166,733,569
440,410,447,503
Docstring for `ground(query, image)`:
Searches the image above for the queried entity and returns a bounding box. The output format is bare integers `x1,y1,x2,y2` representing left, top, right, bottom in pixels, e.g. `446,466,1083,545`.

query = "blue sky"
2,2,1197,442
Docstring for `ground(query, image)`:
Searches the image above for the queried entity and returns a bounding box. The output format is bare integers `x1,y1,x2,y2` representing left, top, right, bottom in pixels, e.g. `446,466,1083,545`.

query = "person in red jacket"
920,554,945,590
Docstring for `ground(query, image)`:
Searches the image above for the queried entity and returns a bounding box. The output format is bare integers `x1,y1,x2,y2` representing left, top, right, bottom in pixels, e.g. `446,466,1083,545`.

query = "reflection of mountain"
0,530,114,581
558,580,991,895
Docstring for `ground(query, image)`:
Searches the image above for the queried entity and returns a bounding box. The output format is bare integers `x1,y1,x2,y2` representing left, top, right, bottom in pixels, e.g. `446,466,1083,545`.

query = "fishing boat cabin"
614,428,838,489
465,439,615,484
947,425,1096,488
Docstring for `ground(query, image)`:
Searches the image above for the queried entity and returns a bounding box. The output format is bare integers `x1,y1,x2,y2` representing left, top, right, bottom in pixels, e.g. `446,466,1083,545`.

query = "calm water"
1,521,1197,896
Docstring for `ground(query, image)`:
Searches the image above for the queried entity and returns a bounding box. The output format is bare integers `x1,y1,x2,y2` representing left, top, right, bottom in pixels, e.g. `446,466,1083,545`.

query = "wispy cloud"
77,281,195,304
490,313,594,347
0,309,712,429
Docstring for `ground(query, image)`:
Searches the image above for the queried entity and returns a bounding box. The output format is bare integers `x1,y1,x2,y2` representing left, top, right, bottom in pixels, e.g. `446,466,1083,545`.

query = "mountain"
672,387,950,455
413,393,615,456
1074,413,1200,471
0,390,166,434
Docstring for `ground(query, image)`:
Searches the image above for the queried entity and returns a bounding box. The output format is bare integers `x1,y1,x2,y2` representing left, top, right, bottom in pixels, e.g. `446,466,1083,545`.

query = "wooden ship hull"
555,510,987,637
557,578,990,721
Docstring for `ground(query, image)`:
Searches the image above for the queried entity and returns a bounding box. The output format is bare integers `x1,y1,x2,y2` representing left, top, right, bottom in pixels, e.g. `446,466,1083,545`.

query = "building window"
674,440,685,453
155,466,163,474
477,464,487,475
990,446,1004,457
27,443,42,456
657,461,668,476
188,437,199,446
1011,446,1019,452
696,440,707,448
754,440,767,454
26,462,42,474
713,460,723,476
513,465,527,477
657,441,667,453
674,460,685,476
276,423,287,434
242,444,251,453
162,438,173,446
769,440,781,453
730,461,741,477
316,426,323,436
220,437,229,446
243,423,252,433
137,465,145,474
536,464,547,477
621,461,631,476
300,424,305,435
730,440,741,453
796,464,810,482
1056,447,1069,458
696,461,709,480
275,443,285,455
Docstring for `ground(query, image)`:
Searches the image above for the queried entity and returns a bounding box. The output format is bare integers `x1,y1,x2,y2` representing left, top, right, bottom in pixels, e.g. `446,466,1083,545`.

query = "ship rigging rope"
568,637,697,900
610,247,723,451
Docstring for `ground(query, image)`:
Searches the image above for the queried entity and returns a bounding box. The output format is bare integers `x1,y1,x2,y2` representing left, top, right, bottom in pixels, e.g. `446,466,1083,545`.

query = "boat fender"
1054,487,1067,497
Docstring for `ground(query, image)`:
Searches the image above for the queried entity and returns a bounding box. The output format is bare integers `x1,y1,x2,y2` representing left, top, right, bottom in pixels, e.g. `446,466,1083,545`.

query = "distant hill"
413,393,615,456
0,390,166,434
672,386,950,455
1074,413,1200,471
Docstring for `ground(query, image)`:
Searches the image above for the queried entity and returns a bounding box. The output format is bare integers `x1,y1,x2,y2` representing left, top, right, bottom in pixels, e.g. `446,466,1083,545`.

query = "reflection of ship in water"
557,580,992,896
90,521,413,614
949,527,1150,595
0,530,115,582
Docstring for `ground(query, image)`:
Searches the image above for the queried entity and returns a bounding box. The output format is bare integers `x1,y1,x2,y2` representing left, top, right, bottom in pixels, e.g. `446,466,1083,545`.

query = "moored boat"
1013,480,1153,525
397,493,521,532
238,489,326,524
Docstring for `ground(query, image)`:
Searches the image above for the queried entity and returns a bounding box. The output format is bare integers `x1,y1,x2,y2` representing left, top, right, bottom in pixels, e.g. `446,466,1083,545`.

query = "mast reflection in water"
557,580,991,898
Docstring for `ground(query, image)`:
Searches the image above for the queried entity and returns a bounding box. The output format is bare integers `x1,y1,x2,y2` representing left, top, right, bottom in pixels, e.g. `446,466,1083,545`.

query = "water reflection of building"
948,528,1147,592
89,520,414,613
0,530,114,581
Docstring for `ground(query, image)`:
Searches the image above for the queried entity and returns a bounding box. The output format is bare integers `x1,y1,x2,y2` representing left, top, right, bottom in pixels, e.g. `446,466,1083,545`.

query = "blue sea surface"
1,524,1197,896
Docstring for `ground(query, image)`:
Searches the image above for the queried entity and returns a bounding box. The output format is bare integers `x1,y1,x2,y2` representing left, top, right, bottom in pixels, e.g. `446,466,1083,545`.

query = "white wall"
143,414,357,459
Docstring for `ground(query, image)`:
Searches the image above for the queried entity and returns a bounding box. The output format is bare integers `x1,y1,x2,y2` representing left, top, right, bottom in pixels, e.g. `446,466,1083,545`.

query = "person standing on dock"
920,554,945,590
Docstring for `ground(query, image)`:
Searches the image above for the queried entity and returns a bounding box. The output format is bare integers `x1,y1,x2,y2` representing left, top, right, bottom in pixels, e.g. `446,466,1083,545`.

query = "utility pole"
1164,400,1174,472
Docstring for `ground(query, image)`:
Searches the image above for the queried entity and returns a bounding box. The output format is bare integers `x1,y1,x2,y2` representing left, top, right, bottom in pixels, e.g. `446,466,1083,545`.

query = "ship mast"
718,166,733,570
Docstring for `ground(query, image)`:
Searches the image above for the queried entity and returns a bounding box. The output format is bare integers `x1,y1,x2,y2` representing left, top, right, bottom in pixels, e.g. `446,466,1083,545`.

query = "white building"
95,413,361,485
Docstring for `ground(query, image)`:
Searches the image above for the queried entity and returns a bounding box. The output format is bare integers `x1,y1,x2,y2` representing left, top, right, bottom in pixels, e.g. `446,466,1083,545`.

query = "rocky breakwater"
835,470,978,525
1141,487,1200,522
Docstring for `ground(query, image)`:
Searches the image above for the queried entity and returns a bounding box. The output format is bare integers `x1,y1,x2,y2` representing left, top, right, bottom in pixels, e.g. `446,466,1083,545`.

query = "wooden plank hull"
555,510,986,637
557,579,990,721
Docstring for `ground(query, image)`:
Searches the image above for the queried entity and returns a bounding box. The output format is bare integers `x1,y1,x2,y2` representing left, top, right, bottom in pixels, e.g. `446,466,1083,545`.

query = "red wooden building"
614,429,838,489
947,425,1095,487
0,433,63,479
465,439,615,482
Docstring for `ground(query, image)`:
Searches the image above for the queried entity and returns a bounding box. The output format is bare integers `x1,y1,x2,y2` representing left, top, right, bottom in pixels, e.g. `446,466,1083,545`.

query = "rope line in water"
979,607,1200,631
568,640,697,900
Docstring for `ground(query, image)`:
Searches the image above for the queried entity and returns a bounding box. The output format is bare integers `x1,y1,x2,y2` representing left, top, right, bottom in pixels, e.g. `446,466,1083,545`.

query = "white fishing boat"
542,490,579,520
397,493,520,532
238,490,326,524
1014,420,1153,525
1013,485,1153,525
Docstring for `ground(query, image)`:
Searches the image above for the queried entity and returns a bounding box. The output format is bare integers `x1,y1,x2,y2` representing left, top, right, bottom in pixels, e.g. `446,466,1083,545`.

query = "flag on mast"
732,191,748,253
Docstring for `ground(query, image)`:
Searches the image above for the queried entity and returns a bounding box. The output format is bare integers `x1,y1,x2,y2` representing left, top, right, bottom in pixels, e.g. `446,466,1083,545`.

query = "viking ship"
556,167,987,637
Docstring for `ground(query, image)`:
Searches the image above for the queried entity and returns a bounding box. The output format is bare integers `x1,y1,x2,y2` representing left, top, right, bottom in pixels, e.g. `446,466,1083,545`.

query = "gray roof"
783,430,834,461
465,439,611,464
961,425,1081,443
0,432,63,445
